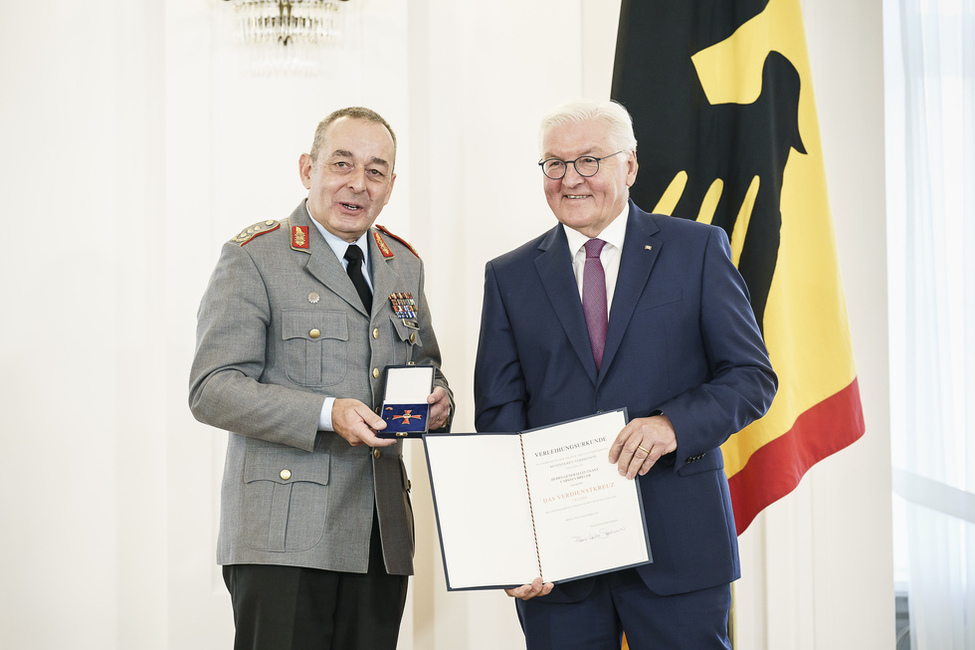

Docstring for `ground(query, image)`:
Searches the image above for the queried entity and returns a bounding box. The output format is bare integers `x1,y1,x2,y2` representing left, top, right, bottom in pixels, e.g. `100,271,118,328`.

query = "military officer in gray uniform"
190,106,453,650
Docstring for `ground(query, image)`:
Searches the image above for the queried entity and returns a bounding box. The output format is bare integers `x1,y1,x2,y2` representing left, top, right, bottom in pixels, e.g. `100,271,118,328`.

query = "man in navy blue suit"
473,99,777,649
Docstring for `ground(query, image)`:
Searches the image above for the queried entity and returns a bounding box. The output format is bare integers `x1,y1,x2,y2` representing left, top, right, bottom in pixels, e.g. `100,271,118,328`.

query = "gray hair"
538,99,638,156
309,106,397,167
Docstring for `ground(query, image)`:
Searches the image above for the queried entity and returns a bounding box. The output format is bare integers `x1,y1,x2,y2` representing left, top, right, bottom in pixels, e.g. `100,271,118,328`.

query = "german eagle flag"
612,0,865,535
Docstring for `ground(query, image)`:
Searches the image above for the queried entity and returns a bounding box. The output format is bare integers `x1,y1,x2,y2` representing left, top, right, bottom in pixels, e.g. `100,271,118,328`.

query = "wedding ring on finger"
638,445,651,455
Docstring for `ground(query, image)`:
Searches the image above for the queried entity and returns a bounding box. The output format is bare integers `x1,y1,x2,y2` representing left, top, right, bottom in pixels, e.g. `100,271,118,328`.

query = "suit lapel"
601,204,662,376
535,225,600,383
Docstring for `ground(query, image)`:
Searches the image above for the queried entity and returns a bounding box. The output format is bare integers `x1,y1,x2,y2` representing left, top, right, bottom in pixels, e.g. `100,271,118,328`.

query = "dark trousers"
223,514,409,650
516,569,732,650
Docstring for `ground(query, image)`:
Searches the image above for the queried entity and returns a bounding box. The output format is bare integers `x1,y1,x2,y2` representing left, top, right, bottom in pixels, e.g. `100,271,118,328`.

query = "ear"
382,172,397,207
298,153,314,189
625,151,639,187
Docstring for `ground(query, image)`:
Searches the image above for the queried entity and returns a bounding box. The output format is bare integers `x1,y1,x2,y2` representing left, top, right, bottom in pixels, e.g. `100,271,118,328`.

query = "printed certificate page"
520,409,652,583
422,432,540,590
422,409,651,591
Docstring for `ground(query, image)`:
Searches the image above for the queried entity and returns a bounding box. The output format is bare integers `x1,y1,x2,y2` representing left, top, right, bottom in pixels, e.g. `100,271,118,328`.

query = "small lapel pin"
645,245,653,251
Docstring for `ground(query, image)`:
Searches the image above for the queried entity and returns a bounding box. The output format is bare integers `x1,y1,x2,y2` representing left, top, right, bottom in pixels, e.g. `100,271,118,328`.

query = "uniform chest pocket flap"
390,313,423,347
282,310,349,387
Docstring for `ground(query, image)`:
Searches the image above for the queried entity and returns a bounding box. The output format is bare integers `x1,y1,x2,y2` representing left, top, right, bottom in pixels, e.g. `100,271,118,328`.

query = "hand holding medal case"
378,365,435,438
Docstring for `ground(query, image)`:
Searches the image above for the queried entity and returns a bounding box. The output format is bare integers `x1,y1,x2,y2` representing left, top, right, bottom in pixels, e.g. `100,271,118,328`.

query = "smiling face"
299,116,397,242
541,118,637,238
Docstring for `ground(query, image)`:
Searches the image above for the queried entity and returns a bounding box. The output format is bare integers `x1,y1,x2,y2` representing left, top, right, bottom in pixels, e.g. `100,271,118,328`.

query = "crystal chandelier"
222,0,350,75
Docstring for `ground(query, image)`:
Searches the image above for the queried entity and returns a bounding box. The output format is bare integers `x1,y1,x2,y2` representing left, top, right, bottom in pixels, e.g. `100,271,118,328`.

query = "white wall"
0,0,891,648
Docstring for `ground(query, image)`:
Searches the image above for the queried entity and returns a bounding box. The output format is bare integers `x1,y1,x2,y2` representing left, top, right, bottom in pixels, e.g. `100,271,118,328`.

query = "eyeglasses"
538,151,624,180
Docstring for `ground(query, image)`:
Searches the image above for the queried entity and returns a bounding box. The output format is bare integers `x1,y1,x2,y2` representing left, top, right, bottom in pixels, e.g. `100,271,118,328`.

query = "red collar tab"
291,225,310,250
373,231,395,259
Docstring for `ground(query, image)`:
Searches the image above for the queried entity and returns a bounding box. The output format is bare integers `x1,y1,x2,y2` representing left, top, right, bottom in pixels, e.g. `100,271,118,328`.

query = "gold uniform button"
373,368,380,379
309,328,321,339
373,328,380,339
409,332,417,343
373,448,381,459
280,469,292,480
407,480,412,490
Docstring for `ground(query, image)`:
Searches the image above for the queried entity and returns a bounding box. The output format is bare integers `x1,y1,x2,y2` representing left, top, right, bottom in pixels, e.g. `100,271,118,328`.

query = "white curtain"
886,0,975,648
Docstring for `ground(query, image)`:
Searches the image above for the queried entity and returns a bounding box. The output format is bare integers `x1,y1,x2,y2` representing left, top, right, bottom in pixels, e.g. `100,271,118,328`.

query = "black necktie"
344,244,372,311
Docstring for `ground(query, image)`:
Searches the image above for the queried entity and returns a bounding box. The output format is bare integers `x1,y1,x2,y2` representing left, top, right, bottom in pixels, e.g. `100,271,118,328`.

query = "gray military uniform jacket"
189,201,452,576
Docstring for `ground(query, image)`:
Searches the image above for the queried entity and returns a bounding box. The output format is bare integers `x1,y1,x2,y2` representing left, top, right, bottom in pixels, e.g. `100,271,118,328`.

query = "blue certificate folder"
377,365,435,438
422,409,652,591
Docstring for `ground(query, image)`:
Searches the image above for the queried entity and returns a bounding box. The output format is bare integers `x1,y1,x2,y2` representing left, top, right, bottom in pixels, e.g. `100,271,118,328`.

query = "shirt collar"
304,200,371,266
562,203,630,256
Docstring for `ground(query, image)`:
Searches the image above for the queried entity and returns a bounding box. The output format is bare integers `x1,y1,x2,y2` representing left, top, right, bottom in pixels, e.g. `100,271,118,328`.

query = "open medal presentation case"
377,365,435,438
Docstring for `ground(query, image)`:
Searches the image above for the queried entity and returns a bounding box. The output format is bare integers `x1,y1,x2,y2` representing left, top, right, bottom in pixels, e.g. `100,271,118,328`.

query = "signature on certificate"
571,526,626,543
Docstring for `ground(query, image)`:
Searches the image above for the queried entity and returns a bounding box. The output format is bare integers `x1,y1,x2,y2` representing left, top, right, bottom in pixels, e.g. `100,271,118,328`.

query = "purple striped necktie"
582,238,608,370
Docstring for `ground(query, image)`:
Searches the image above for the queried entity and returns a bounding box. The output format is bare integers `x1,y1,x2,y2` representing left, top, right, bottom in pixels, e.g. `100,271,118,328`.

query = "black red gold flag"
611,0,865,535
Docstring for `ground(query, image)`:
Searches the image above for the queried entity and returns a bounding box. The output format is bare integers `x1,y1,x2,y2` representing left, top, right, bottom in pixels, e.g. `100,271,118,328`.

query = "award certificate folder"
422,409,652,591
377,365,434,438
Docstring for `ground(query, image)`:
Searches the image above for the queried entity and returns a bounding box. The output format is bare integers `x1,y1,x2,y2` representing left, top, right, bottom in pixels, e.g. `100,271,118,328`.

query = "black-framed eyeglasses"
538,151,624,180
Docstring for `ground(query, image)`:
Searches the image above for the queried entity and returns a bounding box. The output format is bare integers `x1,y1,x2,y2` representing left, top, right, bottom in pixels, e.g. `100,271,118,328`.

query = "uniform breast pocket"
282,310,348,387
242,444,331,553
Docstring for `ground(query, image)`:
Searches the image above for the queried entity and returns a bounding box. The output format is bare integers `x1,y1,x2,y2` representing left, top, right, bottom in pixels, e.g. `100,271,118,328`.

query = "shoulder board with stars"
374,225,420,258
231,220,280,246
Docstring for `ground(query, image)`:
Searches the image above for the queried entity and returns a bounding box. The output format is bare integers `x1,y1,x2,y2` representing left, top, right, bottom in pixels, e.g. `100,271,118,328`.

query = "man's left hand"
608,413,677,479
427,386,451,429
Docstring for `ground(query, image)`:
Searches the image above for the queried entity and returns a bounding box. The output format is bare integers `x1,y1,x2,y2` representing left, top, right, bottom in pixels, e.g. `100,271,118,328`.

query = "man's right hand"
331,398,397,447
504,577,554,601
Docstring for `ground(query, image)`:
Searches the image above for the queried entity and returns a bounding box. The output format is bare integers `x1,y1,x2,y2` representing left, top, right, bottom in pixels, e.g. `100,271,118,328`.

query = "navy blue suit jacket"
474,201,776,601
